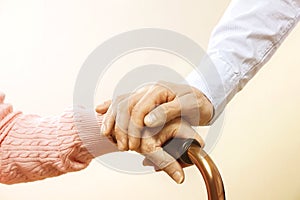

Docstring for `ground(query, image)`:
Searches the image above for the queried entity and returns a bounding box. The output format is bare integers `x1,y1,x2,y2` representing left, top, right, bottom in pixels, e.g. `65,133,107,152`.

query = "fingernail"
173,171,184,184
144,113,156,125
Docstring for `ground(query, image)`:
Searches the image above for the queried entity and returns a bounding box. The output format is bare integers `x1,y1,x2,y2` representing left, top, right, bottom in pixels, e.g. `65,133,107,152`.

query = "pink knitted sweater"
0,92,117,184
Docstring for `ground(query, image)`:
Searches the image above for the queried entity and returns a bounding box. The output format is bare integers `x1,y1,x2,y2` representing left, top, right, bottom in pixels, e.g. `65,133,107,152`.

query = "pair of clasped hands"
96,81,213,184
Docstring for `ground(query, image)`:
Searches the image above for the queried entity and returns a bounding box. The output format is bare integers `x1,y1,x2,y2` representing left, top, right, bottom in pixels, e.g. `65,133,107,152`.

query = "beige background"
0,0,300,199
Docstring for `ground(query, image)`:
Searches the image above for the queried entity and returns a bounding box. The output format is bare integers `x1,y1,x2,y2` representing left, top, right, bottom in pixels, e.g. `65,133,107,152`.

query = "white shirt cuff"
185,53,240,124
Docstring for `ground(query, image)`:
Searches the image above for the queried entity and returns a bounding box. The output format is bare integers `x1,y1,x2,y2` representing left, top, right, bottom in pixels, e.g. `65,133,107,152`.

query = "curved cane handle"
163,138,225,200
187,143,225,200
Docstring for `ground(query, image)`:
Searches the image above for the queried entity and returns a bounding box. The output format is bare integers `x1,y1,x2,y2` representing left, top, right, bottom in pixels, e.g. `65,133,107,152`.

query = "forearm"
0,93,116,184
187,0,300,123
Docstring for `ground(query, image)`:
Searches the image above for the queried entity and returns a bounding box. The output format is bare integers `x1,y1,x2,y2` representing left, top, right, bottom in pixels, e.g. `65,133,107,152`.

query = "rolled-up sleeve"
186,0,300,123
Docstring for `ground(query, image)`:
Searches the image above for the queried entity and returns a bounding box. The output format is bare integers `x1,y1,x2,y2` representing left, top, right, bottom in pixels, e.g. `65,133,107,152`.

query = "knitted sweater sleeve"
0,92,117,184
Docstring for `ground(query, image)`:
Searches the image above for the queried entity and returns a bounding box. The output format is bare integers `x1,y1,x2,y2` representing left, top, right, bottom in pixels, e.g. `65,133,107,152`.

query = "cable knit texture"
0,92,116,184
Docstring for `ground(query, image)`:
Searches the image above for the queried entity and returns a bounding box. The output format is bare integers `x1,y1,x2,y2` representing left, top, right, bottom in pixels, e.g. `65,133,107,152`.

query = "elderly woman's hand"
112,118,204,184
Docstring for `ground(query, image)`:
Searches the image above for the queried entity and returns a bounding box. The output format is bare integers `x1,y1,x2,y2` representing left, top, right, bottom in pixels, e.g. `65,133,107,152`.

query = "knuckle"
114,126,127,136
140,143,156,154
131,107,143,120
140,138,159,153
116,101,128,114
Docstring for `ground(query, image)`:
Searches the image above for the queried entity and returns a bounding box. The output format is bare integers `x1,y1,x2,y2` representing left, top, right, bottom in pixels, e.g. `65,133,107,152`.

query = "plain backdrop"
0,0,300,199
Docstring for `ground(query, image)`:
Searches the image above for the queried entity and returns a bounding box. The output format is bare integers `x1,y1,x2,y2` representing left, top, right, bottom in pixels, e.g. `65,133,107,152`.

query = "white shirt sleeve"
186,0,300,124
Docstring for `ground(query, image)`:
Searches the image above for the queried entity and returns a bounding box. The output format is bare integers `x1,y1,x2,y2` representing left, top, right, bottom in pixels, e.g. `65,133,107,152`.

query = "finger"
142,158,154,167
101,94,129,136
107,132,117,144
143,157,190,169
114,126,129,151
144,148,184,184
114,92,146,151
114,100,132,151
145,91,203,127
101,105,116,136
128,86,175,150
156,118,205,149
177,93,210,126
143,158,166,173
163,162,185,184
144,99,181,127
127,119,142,151
142,158,161,171
142,146,191,170
95,100,112,114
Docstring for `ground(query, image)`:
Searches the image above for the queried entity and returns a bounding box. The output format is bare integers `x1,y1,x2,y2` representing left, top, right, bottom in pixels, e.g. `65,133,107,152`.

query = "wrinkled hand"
96,81,213,151
113,118,204,184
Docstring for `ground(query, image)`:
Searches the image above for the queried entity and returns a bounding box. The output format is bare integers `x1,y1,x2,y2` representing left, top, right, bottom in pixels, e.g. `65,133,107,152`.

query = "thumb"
163,162,185,184
142,158,161,171
144,99,181,127
144,149,184,184
95,100,112,114
142,158,154,167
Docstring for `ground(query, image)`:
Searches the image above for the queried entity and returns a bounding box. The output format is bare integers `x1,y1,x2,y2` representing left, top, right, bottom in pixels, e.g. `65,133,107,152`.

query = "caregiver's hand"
96,81,213,151
129,118,204,184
